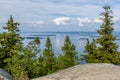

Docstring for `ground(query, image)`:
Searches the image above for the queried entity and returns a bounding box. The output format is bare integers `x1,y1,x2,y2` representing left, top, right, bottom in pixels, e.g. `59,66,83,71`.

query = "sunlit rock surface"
33,63,120,80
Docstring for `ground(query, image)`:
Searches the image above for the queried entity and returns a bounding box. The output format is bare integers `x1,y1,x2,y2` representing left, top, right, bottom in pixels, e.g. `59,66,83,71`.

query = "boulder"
0,68,13,80
33,63,120,80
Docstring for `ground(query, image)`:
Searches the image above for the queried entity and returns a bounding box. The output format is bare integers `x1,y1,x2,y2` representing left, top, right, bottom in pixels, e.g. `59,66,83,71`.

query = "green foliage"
6,37,41,79
0,16,31,79
22,37,41,78
1,5,120,80
15,71,29,80
0,16,42,79
41,37,57,74
5,54,29,79
81,39,97,63
0,16,23,69
58,35,79,69
24,37,41,60
30,56,46,77
82,5,120,64
96,5,120,64
0,21,79,78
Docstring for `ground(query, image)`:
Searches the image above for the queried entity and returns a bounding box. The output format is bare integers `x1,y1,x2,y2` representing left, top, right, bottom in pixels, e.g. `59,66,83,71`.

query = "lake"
20,31,120,56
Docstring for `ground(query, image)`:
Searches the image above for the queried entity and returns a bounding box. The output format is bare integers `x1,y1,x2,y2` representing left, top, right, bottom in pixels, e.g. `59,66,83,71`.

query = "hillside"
33,63,120,80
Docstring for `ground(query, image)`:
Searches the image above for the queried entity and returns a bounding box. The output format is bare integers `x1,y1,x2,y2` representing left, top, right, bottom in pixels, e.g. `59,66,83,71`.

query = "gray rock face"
33,63,120,80
0,68,13,80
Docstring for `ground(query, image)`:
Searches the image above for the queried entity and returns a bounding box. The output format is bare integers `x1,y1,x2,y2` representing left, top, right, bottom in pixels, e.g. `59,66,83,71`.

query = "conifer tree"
25,37,41,60
23,37,41,78
5,37,41,79
95,5,120,64
58,35,79,69
81,5,120,64
81,39,97,63
5,54,29,79
42,37,56,74
0,16,23,69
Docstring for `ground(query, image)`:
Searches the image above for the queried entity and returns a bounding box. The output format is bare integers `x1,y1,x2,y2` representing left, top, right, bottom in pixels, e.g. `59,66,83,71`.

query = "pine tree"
6,37,41,79
24,37,41,60
58,35,79,69
81,5,120,64
23,37,41,78
42,37,56,74
81,39,97,63
5,54,29,79
95,5,120,64
0,16,23,69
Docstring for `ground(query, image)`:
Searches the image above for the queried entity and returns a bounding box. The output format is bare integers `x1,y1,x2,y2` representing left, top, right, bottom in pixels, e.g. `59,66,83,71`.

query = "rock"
33,63,120,80
0,68,13,80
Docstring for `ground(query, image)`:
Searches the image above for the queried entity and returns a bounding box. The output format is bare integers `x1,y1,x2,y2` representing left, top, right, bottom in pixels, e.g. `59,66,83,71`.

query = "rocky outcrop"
33,63,120,80
0,68,13,80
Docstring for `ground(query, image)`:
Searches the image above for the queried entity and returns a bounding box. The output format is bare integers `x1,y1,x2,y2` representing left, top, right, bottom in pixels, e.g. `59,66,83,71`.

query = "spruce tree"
24,37,41,60
58,35,79,69
81,39,97,63
0,16,23,69
81,5,120,64
42,37,56,74
6,37,41,79
95,5,120,64
5,53,30,79
23,37,41,78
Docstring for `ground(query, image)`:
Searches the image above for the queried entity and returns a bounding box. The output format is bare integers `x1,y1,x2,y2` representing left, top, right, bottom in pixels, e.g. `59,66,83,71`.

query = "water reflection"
54,38,64,48
22,32,120,56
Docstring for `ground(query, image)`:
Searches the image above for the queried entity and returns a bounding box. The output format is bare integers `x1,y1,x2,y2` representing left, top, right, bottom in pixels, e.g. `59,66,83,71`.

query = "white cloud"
113,17,118,22
78,23,84,27
55,38,64,48
32,20,46,27
0,0,120,31
93,17,103,23
77,17,91,23
36,20,46,25
52,17,70,25
77,17,91,27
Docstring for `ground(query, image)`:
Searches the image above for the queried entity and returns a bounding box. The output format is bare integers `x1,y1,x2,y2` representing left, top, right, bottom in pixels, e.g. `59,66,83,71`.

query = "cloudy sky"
0,0,120,32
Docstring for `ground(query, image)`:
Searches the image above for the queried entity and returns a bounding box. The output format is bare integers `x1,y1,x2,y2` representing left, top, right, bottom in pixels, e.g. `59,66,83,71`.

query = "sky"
0,0,120,32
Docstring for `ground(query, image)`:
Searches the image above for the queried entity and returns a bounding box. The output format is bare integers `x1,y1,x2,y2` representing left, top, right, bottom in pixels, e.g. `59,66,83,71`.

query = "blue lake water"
20,31,120,56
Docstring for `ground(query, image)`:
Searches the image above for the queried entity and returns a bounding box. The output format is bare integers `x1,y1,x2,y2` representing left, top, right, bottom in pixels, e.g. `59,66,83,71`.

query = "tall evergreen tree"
23,37,41,78
81,5,120,64
95,5,120,64
24,37,41,60
0,16,23,69
58,35,79,69
5,37,41,79
81,39,97,63
5,53,29,79
42,37,56,74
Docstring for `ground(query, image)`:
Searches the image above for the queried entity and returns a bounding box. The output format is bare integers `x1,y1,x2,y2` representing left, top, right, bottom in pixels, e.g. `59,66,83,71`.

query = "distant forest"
0,5,120,80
